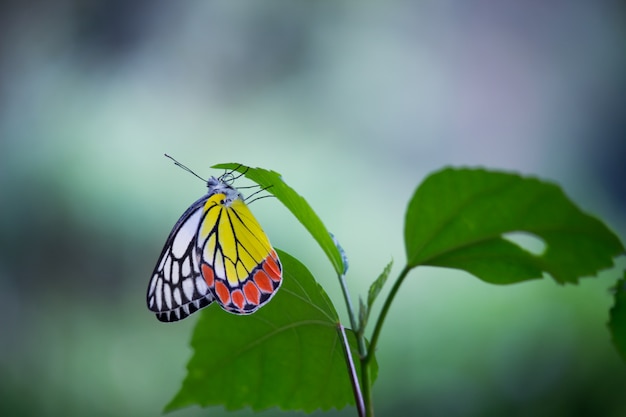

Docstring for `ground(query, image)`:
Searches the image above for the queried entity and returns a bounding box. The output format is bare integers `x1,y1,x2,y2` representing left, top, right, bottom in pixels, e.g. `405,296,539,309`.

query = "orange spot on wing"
231,290,245,310
243,281,261,305
215,281,230,305
202,264,215,287
254,270,273,293
263,255,282,281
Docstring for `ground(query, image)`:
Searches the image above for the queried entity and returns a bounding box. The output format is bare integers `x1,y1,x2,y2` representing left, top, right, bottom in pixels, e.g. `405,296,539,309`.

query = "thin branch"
338,272,364,351
360,355,373,417
364,265,412,367
337,323,365,417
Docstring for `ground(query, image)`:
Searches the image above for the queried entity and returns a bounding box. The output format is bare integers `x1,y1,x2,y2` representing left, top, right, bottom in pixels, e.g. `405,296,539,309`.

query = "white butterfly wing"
147,196,214,322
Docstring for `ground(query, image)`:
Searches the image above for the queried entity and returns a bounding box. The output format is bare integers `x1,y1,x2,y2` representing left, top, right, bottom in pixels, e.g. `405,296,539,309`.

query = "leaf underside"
165,250,371,413
405,168,625,284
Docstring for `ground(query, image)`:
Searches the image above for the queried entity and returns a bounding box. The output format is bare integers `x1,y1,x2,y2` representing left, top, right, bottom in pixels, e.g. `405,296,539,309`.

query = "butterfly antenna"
164,154,206,182
248,194,275,204
232,166,248,180
221,165,248,184
246,185,274,204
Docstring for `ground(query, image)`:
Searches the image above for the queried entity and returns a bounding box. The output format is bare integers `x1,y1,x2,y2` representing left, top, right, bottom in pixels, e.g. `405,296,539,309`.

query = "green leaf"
358,260,393,332
367,260,393,309
404,168,625,284
165,250,369,413
213,163,345,276
609,273,626,362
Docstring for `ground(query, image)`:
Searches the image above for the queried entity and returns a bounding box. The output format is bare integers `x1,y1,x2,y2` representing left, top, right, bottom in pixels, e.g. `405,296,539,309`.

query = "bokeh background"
1,2,625,416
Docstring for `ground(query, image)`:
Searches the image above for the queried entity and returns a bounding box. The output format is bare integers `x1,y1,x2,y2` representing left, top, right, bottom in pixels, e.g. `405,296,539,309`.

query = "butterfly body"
147,173,282,322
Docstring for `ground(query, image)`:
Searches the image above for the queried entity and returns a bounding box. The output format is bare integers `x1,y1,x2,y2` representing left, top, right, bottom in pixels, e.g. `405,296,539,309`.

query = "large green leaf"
212,163,345,276
165,250,368,413
609,273,626,362
405,168,624,284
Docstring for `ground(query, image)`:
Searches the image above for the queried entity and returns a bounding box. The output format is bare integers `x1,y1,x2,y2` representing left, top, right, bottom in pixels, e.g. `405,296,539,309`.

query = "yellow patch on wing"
199,194,275,287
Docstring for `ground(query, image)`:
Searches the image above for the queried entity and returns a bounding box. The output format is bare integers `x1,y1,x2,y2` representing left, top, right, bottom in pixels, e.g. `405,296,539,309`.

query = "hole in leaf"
502,231,547,256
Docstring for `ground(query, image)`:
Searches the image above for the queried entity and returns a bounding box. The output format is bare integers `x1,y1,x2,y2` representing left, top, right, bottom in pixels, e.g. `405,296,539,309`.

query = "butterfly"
147,157,282,322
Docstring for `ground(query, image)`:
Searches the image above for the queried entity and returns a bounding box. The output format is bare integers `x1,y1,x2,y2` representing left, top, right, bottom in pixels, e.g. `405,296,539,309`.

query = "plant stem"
338,272,369,362
360,354,373,417
338,272,359,338
337,324,365,417
357,265,412,416
364,265,412,367
337,273,370,415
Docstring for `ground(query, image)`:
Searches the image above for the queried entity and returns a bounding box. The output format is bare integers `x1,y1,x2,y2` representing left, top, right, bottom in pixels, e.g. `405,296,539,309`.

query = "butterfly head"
207,176,243,207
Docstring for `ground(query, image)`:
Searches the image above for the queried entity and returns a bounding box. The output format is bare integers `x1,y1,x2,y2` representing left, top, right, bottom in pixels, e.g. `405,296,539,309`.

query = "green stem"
357,265,412,416
338,272,367,356
360,355,373,417
364,265,412,367
338,273,358,335
338,269,375,417
337,272,371,416
337,324,365,417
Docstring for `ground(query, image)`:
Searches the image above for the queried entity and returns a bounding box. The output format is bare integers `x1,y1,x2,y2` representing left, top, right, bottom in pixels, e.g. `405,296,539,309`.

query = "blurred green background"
1,2,625,416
